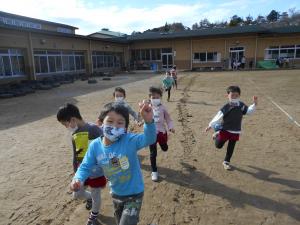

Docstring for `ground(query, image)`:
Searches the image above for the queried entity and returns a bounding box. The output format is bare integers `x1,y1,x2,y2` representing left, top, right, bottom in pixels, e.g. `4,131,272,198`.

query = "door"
162,53,173,69
229,47,245,69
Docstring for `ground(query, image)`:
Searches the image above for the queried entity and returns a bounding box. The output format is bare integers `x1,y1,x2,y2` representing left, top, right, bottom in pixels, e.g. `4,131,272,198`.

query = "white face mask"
230,98,240,104
68,125,78,133
151,99,161,106
103,125,125,142
115,97,124,102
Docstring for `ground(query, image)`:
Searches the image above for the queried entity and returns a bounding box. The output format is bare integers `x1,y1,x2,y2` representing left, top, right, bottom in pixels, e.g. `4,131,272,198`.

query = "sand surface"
0,70,299,225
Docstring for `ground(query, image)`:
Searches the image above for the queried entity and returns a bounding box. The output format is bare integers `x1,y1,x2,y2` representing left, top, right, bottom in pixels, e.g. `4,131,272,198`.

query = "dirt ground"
0,70,299,225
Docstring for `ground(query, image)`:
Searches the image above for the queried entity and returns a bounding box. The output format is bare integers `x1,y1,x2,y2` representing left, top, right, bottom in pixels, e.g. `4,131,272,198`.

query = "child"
113,87,140,124
57,103,107,225
70,101,156,225
205,86,258,170
162,71,174,102
149,86,175,181
170,65,178,89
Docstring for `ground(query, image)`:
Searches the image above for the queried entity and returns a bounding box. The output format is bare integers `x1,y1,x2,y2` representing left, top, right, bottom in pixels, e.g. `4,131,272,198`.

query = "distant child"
57,103,107,225
162,71,174,101
113,87,141,124
205,86,258,170
70,101,156,225
148,86,175,181
170,65,178,89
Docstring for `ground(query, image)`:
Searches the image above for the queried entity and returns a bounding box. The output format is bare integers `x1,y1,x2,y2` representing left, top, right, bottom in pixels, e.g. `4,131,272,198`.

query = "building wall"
0,27,127,84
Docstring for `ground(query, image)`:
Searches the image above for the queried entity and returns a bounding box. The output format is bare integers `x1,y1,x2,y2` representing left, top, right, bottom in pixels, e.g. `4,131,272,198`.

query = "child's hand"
169,128,175,133
70,179,81,192
139,100,153,124
205,126,211,132
253,96,258,105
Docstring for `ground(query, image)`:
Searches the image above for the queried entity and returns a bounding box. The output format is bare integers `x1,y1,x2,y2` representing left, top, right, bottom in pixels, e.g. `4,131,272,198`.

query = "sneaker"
86,198,92,210
222,161,231,170
86,212,99,225
151,172,158,182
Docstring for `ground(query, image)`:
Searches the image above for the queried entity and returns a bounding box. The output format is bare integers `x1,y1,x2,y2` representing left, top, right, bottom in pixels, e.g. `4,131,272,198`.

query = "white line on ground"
268,97,300,127
248,78,300,128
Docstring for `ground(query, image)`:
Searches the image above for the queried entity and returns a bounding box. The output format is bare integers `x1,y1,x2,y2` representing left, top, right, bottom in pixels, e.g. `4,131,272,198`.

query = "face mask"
230,98,240,104
68,125,78,133
151,99,161,106
115,97,124,102
103,125,125,142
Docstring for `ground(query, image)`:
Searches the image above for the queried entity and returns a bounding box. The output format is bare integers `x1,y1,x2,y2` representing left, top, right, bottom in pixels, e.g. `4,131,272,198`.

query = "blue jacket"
74,122,156,196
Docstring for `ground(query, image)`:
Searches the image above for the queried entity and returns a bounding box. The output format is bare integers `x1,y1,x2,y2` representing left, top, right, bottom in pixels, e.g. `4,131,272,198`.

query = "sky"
0,0,299,35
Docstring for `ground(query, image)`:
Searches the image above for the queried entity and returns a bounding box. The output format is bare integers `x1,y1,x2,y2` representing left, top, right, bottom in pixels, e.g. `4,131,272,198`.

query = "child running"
162,71,174,102
149,86,175,181
57,103,107,225
170,65,178,89
70,101,156,225
113,87,141,124
205,86,258,170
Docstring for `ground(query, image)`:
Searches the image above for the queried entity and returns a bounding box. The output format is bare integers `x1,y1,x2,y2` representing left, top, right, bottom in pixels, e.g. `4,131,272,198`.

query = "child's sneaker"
222,161,231,170
86,212,99,225
151,172,158,182
86,198,92,210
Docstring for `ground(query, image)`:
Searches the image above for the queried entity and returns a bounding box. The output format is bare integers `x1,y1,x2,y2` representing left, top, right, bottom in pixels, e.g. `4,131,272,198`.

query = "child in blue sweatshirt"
71,101,156,225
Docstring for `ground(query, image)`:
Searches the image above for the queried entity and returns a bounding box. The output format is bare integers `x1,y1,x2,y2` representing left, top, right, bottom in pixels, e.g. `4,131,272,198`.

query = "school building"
1,10,300,85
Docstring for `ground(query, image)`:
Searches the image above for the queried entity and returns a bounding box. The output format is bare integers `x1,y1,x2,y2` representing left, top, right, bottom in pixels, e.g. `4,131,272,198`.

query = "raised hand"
139,100,154,124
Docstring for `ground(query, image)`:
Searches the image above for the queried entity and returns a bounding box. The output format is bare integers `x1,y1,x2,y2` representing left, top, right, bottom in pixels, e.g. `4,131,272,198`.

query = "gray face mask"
230,98,240,104
102,125,125,142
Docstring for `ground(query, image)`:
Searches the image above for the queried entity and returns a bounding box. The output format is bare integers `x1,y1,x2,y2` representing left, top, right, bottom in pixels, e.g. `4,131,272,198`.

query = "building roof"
89,29,127,38
127,25,300,41
0,23,128,44
0,11,78,29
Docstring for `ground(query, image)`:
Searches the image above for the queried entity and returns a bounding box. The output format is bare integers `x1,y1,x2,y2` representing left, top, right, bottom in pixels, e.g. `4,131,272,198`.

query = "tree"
244,15,253,25
199,18,212,28
254,15,267,24
229,15,243,26
192,23,199,30
267,10,280,22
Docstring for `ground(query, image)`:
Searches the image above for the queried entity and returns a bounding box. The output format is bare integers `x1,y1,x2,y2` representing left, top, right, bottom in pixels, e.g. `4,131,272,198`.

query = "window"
296,49,300,58
199,53,206,61
0,56,4,76
62,56,69,71
3,56,11,76
48,56,56,72
34,56,40,74
193,52,220,62
0,48,25,78
92,51,122,70
151,49,161,60
40,56,48,73
69,56,75,71
264,45,300,60
207,52,218,62
33,50,85,74
56,56,62,71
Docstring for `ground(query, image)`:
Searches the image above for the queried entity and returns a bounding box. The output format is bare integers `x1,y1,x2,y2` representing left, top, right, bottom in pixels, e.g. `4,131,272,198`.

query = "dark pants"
215,137,237,162
112,193,144,225
166,87,171,101
149,142,168,172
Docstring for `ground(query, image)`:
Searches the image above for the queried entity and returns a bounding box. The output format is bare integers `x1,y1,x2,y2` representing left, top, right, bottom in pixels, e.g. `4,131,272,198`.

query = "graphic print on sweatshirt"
97,152,131,184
